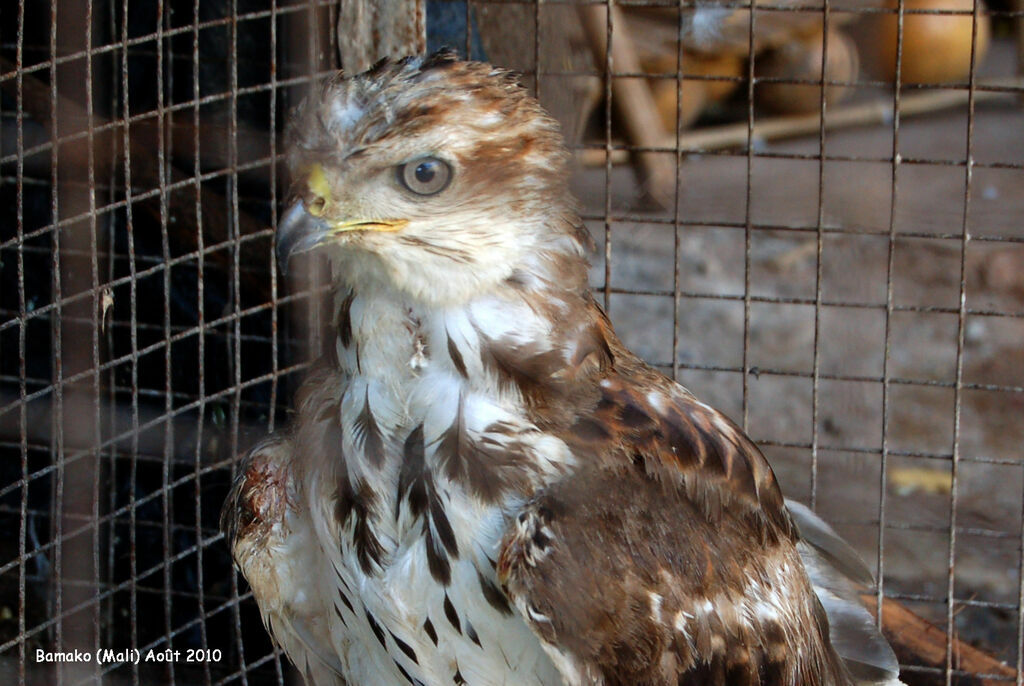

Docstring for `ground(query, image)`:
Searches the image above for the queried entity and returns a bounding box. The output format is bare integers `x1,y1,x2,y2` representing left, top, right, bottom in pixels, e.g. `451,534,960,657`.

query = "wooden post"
577,2,676,208
337,0,426,73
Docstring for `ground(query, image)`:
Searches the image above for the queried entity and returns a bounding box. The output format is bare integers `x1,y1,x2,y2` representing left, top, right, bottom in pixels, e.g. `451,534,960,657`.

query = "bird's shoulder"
491,302,859,684
566,357,793,542
512,297,793,544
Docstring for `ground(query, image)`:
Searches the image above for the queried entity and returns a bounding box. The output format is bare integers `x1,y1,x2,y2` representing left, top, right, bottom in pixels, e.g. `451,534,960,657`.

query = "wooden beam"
866,596,1016,686
337,0,425,73
577,2,676,208
580,79,1021,166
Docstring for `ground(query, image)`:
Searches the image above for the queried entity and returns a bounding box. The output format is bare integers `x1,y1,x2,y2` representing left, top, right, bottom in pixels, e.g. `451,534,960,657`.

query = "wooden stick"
577,2,676,207
865,596,1016,685
580,79,1021,166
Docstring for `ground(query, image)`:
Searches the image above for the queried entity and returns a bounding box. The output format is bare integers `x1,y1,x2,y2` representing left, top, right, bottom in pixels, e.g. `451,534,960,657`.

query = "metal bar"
119,0,142,681
876,0,908,637
809,0,833,509
15,1,29,682
265,7,282,681
944,3,983,681
671,0,683,382
103,0,120,664
156,1,177,682
47,2,64,679
741,0,757,430
603,0,612,311
84,0,104,677
225,0,251,681
1016,5,1024,685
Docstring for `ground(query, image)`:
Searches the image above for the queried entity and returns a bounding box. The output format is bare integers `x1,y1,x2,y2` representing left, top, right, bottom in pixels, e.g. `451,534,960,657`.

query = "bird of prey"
222,52,902,686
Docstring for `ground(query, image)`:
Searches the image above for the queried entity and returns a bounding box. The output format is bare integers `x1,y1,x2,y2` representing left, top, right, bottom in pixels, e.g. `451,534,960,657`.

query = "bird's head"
279,52,588,306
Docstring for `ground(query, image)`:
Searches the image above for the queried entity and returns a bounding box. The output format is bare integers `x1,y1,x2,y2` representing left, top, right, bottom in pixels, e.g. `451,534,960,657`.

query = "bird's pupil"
415,162,435,184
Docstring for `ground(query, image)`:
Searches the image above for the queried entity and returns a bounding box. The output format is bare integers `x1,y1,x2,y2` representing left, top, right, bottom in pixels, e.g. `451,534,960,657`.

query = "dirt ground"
569,39,1024,663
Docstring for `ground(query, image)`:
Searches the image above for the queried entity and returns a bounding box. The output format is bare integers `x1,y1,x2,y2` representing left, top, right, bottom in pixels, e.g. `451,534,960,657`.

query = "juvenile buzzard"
222,53,902,686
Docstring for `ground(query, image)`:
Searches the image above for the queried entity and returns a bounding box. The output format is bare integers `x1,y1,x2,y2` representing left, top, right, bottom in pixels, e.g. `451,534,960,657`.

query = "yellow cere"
306,163,332,217
305,162,408,233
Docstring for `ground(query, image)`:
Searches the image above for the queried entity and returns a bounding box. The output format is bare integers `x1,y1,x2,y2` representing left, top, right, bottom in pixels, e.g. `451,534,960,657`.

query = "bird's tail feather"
785,499,905,686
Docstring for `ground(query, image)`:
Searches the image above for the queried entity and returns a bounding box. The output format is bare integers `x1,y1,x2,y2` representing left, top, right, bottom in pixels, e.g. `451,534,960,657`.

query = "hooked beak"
276,201,330,274
276,164,409,274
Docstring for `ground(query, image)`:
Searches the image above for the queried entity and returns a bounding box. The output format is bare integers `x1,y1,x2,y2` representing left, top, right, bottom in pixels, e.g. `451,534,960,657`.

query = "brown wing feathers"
496,299,852,685
496,296,793,542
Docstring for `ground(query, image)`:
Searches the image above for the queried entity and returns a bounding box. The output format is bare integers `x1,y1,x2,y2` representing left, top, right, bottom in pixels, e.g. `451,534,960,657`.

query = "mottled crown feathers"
281,50,588,306
287,51,559,165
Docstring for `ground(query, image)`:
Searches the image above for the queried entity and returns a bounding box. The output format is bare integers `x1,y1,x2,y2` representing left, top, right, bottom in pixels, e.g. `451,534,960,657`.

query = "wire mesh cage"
1,0,1023,684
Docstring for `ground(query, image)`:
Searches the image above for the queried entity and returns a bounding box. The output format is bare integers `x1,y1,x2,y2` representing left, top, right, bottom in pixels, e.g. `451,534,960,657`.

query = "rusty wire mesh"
1,0,1023,684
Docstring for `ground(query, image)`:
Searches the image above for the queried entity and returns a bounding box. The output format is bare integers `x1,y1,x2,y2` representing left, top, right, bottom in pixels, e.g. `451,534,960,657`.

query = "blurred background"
1,0,1023,684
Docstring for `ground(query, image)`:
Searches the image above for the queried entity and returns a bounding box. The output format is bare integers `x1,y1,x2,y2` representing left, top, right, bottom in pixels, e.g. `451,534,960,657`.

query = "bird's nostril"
307,195,327,217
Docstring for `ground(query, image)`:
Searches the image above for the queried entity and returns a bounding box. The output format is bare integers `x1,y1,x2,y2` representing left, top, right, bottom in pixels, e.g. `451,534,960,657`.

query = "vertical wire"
328,0,338,70
741,0,757,430
303,2,321,368
53,4,99,674
84,1,103,678
119,0,142,681
602,0,612,311
226,1,250,683
876,0,907,630
155,1,176,682
266,8,285,677
15,1,28,681
1017,419,1024,686
262,11,288,673
266,0,280,437
1018,179,1024,686
944,3,981,681
189,2,212,683
467,0,474,61
534,0,541,101
809,0,834,511
47,1,66,678
1017,0,1024,88
671,0,684,383
104,0,120,652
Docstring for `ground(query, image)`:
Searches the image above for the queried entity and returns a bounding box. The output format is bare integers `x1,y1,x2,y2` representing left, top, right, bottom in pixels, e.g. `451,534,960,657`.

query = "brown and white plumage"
221,52,902,686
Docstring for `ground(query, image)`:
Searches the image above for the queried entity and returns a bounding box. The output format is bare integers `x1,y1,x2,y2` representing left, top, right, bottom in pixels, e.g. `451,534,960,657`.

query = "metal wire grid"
0,0,1022,684
2,2,337,683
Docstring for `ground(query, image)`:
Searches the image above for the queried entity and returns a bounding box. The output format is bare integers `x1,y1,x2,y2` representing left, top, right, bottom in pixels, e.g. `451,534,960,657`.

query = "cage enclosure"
1,0,1024,684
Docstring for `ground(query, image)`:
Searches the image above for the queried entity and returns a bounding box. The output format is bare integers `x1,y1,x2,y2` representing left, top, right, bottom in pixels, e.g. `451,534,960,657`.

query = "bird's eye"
398,157,452,196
